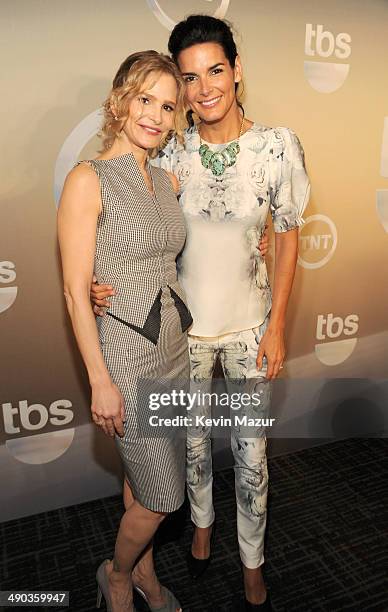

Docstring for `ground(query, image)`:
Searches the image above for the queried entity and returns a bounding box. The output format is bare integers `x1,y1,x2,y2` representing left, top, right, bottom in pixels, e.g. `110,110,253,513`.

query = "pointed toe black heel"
186,550,211,579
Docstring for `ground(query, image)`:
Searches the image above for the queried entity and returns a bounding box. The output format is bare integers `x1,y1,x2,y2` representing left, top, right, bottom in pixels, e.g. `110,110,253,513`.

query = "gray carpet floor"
1,438,387,611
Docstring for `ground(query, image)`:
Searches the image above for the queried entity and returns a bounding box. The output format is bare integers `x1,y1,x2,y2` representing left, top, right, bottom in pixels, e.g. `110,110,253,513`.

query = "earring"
114,115,119,121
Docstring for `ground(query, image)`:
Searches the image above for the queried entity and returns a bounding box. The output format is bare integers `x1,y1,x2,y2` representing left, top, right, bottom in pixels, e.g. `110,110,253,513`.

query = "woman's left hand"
256,326,285,379
258,224,269,257
91,380,125,438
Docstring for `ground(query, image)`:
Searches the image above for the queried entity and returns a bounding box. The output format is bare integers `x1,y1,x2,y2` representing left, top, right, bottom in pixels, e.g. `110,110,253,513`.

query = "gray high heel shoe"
96,559,113,611
96,559,138,611
134,584,182,612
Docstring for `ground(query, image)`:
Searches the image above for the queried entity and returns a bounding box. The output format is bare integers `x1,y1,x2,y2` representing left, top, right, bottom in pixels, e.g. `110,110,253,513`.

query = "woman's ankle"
132,566,157,586
192,524,213,557
242,565,267,604
107,559,131,586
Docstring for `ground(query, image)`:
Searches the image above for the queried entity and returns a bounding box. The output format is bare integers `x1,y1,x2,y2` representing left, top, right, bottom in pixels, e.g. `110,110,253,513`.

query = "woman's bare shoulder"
59,162,101,214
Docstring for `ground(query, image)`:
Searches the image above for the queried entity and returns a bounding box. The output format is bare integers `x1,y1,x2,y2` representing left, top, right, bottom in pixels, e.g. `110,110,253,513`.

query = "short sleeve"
270,127,310,233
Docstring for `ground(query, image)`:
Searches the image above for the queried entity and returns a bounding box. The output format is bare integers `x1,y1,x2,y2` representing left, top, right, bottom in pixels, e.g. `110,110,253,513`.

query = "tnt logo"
315,314,359,366
298,215,337,269
0,261,17,314
304,23,351,93
146,0,230,31
3,399,75,464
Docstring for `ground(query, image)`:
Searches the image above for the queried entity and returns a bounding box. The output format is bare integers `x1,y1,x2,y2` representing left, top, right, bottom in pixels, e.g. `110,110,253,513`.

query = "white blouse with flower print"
153,123,310,337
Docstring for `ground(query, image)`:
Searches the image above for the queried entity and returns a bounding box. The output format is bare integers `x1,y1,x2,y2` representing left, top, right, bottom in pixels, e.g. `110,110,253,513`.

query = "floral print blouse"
154,123,310,337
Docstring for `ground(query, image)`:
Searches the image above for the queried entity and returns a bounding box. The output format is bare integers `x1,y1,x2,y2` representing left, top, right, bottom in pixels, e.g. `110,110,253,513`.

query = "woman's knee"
135,501,168,525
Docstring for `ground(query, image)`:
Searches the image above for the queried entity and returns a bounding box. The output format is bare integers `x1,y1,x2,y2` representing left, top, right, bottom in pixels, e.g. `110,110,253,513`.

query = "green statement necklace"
198,115,245,176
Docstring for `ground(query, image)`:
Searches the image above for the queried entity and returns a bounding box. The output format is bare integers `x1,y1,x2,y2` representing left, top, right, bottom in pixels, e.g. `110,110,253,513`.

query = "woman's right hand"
91,379,125,438
90,274,115,316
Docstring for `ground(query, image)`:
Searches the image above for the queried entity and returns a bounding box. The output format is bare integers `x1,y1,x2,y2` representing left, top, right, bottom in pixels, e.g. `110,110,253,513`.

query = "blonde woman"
58,51,190,612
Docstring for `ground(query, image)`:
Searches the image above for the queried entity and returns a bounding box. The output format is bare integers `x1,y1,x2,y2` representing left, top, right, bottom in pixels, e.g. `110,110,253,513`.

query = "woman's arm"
57,164,124,437
257,127,309,379
256,229,298,379
268,229,298,330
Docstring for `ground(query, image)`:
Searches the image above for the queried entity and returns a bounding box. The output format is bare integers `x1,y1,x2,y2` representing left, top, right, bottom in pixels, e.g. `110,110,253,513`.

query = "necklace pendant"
200,147,214,169
198,119,244,176
228,141,240,156
221,148,236,167
210,152,226,176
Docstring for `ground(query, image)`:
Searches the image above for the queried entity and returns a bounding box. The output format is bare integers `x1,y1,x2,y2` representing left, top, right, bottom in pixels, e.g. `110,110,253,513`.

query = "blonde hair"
101,50,186,154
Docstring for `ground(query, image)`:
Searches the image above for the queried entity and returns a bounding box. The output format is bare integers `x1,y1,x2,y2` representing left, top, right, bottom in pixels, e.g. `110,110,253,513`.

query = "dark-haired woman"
92,15,310,611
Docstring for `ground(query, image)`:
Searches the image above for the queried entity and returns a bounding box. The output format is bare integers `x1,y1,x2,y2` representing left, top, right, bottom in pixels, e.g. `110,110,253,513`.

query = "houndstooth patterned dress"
82,152,192,513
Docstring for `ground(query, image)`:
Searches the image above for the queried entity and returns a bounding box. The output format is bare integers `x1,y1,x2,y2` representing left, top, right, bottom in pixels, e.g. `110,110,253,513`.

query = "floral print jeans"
186,317,271,568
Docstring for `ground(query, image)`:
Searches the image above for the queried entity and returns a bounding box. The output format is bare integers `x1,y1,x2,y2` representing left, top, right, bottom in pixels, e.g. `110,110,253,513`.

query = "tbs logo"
315,314,359,366
2,399,75,464
304,24,351,93
298,215,337,269
0,261,17,314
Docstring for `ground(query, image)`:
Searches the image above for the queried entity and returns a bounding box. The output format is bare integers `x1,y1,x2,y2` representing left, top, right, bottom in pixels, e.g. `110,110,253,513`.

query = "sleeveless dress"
82,152,192,513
